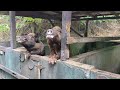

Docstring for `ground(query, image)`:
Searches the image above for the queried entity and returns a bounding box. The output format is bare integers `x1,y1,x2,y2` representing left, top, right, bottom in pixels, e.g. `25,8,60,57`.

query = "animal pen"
1,11,120,79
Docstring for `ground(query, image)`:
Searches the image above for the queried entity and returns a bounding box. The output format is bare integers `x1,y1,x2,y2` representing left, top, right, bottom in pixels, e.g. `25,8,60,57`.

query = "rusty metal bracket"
28,60,35,70
35,62,45,79
35,64,45,71
20,52,31,62
20,53,25,62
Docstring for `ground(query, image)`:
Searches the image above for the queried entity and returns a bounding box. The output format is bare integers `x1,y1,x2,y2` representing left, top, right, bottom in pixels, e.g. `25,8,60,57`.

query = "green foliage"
0,24,9,32
34,18,42,25
0,15,44,33
21,17,42,24
0,15,9,21
23,17,35,24
79,21,85,26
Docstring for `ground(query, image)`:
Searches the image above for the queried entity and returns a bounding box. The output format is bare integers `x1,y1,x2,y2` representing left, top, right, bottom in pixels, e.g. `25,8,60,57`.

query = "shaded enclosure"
74,44,120,74
0,11,120,79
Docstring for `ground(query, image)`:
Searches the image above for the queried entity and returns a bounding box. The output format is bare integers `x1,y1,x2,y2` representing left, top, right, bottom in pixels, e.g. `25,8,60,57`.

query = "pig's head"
17,33,36,42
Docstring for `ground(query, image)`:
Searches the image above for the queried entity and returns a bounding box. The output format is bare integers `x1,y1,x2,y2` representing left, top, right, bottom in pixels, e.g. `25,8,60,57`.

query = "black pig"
16,33,45,59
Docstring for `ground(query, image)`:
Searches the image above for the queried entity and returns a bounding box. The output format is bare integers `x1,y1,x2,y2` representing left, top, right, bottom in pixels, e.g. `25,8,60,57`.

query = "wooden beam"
70,27,83,37
9,11,16,49
67,37,120,44
0,64,29,79
52,11,62,15
36,11,61,20
2,11,120,21
17,11,61,21
61,11,72,60
72,16,120,21
110,11,120,16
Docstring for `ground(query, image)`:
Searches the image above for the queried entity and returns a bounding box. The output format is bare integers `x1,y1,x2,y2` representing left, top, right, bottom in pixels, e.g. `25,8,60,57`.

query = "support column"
9,11,16,49
61,11,72,61
84,20,89,37
84,20,90,52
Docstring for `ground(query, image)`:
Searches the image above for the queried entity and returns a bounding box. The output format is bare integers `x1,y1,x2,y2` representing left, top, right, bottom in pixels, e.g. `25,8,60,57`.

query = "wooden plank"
67,37,120,44
16,11,61,21
105,40,120,42
61,11,72,60
0,64,28,79
9,11,16,49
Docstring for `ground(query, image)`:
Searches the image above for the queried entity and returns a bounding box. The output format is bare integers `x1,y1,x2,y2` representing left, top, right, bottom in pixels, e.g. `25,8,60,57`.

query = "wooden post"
61,11,72,61
84,20,89,52
9,11,16,49
84,20,89,37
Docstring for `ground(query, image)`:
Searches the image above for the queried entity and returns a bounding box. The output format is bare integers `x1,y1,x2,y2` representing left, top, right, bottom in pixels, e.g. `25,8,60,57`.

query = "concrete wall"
0,45,120,79
0,41,10,47
75,44,120,74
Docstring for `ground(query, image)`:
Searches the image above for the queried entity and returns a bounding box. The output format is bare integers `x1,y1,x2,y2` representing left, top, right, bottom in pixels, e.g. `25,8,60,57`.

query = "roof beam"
67,37,120,44
52,11,62,14
1,11,120,21
15,11,61,20
72,16,120,21
9,11,16,49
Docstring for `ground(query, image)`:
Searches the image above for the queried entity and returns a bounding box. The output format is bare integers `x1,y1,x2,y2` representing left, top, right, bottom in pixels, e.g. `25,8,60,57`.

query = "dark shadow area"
75,44,120,74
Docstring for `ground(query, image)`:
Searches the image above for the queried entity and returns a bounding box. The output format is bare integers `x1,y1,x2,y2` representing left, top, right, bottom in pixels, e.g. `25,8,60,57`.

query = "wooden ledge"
67,37,120,44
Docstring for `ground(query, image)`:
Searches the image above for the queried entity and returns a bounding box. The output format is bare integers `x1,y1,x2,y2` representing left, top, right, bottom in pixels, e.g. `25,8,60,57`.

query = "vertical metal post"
61,11,72,61
9,11,16,49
